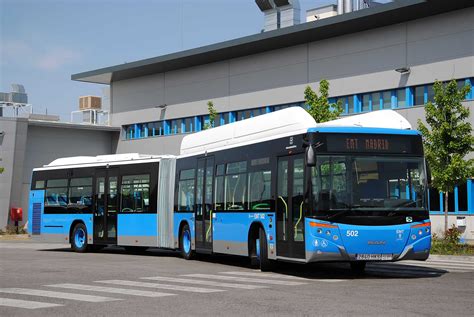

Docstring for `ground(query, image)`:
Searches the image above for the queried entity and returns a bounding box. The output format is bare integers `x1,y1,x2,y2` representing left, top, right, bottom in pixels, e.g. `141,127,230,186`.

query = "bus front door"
195,157,214,251
94,169,118,245
276,155,305,259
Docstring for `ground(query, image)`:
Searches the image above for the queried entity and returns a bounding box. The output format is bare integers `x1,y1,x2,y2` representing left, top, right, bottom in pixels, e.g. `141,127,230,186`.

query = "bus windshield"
311,156,426,216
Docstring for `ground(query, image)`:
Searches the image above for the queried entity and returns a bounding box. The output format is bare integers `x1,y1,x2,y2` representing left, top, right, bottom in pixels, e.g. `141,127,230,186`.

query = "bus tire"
350,261,366,274
180,224,195,260
258,227,273,272
71,223,88,253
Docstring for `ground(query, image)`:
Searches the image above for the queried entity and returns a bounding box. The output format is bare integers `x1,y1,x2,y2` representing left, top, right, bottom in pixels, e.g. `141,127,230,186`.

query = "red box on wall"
10,207,23,222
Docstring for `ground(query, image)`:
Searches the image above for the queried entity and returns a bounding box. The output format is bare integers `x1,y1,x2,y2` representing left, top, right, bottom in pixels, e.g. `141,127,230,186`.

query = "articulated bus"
28,107,431,271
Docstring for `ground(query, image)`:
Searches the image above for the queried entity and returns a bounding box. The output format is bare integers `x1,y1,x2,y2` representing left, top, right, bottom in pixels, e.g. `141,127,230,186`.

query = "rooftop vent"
255,0,300,32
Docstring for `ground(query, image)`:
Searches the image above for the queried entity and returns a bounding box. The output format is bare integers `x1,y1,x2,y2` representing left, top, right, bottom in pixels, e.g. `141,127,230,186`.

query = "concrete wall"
110,8,474,127
431,214,474,243
0,118,119,229
0,118,28,229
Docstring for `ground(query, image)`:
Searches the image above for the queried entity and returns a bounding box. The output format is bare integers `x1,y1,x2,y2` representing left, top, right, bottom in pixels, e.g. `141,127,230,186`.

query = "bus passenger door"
276,155,305,259
94,169,118,245
195,157,214,251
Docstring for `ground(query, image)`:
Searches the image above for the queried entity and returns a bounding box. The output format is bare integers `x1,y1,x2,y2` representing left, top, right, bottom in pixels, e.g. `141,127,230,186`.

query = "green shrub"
431,225,473,255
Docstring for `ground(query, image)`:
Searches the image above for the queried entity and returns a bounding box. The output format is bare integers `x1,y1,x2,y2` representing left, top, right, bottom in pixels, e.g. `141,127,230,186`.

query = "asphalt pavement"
0,241,473,316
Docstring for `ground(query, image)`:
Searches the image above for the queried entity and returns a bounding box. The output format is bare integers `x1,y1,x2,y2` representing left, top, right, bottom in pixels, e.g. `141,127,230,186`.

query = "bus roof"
180,107,316,156
35,153,174,171
180,108,413,156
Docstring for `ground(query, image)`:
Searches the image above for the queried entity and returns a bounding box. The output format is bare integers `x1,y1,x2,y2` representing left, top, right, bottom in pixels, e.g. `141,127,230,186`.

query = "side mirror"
306,145,316,167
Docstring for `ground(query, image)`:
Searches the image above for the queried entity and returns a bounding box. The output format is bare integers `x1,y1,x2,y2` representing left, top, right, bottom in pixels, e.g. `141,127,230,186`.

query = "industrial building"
1,0,473,240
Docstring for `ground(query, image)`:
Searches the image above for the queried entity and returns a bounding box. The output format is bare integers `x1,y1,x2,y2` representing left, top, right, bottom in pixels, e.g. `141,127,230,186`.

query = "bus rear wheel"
71,223,88,253
180,224,195,260
258,227,273,272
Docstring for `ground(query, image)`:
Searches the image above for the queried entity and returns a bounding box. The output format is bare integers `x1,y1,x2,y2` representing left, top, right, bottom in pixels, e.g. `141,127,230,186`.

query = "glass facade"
123,78,473,140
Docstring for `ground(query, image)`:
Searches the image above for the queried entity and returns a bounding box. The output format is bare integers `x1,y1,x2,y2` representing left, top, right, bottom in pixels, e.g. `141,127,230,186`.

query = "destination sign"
324,134,417,154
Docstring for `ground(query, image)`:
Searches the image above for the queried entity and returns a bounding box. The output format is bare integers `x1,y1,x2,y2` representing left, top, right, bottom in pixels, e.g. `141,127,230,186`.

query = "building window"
414,86,425,106
183,117,192,133
427,84,435,103
347,96,354,114
361,94,370,112
458,183,468,211
382,91,391,109
397,88,406,108
371,92,380,110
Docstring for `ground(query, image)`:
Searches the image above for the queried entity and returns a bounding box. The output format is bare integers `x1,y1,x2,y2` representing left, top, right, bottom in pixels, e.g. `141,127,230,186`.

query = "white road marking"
0,297,62,309
388,262,474,272
97,280,223,293
0,243,69,250
46,284,175,298
0,288,120,303
141,276,268,290
220,271,314,281
182,274,307,286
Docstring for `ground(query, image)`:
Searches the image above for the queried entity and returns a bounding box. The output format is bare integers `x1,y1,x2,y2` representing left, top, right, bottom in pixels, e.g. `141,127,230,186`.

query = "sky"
1,0,334,120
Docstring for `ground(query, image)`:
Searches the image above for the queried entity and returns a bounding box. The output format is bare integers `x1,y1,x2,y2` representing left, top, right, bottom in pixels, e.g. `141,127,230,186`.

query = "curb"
0,234,30,241
428,254,474,262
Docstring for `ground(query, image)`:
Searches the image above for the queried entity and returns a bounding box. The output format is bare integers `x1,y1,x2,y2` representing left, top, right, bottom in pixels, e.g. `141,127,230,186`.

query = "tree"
417,80,473,233
204,101,217,130
304,79,343,123
0,167,3,174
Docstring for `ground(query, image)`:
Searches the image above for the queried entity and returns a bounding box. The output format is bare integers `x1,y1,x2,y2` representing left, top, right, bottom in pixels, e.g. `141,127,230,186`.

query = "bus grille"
32,203,41,235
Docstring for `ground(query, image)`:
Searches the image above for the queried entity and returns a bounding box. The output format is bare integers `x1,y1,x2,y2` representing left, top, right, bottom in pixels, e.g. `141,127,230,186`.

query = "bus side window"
44,179,68,214
120,174,150,212
214,164,225,211
178,169,195,212
248,170,272,210
224,161,247,210
68,177,93,212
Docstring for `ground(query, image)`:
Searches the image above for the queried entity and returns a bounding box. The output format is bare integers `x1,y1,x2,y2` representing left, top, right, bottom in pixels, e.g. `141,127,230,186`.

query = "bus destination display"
325,134,414,154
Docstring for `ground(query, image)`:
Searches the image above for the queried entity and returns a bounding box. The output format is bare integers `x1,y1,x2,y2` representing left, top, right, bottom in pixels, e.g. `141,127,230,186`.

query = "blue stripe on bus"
41,214,93,236
307,127,420,135
117,213,157,236
213,212,276,243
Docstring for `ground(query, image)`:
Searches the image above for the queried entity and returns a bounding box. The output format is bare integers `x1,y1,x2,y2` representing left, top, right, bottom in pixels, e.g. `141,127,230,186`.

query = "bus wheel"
71,223,88,253
180,224,195,260
258,227,273,272
350,261,366,274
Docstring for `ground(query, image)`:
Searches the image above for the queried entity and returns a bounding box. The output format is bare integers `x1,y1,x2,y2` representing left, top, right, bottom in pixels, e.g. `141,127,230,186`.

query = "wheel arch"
178,220,192,250
69,220,86,243
248,221,265,257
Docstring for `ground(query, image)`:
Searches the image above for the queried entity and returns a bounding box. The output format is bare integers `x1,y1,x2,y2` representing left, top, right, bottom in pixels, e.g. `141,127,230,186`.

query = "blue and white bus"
28,107,431,272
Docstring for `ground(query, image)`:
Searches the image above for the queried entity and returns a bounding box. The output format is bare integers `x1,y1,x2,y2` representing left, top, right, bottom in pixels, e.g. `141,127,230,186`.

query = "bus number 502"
346,230,359,237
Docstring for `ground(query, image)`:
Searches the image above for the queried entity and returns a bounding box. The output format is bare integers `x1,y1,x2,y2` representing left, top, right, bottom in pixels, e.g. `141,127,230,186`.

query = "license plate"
356,254,393,261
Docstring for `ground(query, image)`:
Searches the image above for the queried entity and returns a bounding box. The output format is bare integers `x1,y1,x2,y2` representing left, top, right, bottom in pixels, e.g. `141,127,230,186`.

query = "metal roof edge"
71,0,472,84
